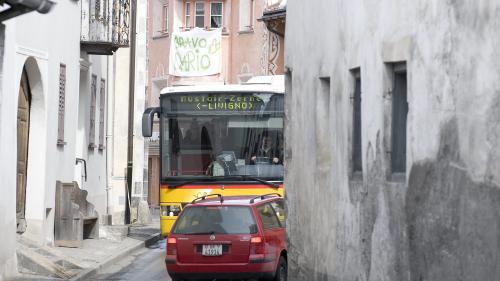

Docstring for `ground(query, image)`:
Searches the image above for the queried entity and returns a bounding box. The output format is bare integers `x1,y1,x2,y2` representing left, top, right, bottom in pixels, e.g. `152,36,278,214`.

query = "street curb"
69,232,161,281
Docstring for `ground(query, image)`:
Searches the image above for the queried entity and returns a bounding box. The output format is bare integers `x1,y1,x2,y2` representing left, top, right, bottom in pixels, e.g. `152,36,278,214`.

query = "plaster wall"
132,0,148,201
0,0,81,245
74,53,109,219
284,1,500,280
110,48,131,224
0,0,87,277
0,23,17,280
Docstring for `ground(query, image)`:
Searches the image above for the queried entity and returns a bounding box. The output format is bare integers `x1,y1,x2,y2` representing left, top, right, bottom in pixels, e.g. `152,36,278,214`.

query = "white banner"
169,28,222,77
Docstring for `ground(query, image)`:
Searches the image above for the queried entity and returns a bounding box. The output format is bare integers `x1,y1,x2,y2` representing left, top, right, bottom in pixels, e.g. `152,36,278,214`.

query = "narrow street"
89,239,170,281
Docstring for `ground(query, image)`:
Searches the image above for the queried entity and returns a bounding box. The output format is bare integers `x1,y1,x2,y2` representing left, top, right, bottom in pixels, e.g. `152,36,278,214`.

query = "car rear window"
172,206,257,235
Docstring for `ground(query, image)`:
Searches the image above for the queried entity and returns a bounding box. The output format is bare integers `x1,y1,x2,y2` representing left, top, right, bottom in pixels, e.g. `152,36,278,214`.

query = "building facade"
145,0,286,208
284,1,500,281
0,0,132,278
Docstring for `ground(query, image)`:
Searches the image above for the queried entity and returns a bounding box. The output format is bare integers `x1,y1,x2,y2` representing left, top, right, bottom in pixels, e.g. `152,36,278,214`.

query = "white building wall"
109,48,130,224
74,53,109,219
0,1,112,277
285,1,500,280
0,0,81,247
132,0,148,202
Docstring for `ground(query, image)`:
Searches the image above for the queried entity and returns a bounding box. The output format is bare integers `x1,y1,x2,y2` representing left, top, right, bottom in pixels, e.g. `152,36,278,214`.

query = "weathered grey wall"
284,1,500,280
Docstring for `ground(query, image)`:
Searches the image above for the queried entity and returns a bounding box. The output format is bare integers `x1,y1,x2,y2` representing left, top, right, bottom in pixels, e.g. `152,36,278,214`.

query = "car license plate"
202,244,222,256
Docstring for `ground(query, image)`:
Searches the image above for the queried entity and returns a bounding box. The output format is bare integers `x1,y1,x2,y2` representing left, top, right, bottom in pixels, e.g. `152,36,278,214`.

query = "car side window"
270,200,285,227
257,203,281,229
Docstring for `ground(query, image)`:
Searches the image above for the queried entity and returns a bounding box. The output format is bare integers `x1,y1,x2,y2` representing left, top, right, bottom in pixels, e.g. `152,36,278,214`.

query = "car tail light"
250,236,265,254
250,237,262,243
167,237,177,255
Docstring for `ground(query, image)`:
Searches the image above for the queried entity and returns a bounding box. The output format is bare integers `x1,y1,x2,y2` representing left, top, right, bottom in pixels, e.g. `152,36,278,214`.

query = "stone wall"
284,1,500,280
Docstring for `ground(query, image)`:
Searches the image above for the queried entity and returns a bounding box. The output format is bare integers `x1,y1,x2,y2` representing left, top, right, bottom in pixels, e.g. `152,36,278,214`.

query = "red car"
165,194,287,281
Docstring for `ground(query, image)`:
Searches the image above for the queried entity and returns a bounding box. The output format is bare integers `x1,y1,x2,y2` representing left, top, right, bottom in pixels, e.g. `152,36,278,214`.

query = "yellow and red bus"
143,76,284,236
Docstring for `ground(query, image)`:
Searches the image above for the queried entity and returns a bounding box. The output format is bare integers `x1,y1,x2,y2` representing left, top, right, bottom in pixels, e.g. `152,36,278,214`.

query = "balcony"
80,0,130,55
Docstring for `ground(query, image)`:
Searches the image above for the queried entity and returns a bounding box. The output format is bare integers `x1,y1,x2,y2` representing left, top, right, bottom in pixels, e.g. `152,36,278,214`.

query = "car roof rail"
249,193,282,203
191,193,224,204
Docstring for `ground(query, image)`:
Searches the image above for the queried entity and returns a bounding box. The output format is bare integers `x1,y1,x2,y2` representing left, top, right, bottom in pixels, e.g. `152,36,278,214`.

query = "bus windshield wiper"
169,178,218,188
169,176,281,189
218,175,280,189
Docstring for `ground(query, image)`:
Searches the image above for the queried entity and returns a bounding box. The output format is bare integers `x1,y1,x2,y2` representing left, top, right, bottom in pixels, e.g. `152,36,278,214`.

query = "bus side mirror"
142,107,161,137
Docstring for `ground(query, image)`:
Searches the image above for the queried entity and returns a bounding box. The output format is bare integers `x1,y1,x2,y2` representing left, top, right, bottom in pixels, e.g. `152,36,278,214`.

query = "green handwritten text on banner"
169,28,222,77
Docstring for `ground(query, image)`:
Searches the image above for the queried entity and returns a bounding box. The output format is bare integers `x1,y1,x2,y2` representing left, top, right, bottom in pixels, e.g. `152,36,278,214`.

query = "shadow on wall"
406,118,500,281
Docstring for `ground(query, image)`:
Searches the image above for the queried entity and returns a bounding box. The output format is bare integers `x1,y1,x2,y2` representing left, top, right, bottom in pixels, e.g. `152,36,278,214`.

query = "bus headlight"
161,205,182,217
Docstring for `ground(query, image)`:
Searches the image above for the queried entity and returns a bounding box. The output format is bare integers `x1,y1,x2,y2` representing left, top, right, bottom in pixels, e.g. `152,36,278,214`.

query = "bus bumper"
160,216,176,237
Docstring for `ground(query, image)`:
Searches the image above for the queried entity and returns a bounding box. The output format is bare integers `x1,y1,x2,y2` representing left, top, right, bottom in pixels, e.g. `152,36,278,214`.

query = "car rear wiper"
182,231,216,235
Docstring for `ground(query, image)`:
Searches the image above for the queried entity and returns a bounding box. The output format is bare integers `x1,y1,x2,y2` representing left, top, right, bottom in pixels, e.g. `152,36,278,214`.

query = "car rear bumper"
166,257,276,280
168,271,274,280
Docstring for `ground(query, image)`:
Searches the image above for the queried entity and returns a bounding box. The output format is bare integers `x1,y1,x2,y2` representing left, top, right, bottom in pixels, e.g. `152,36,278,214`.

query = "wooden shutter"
98,79,105,150
57,64,66,145
89,75,97,149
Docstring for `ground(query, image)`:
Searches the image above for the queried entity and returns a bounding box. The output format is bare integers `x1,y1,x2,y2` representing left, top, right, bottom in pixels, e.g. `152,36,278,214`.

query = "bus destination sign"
171,94,265,112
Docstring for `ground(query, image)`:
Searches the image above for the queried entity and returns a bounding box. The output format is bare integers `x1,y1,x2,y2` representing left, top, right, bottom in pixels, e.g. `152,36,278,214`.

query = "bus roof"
160,75,284,95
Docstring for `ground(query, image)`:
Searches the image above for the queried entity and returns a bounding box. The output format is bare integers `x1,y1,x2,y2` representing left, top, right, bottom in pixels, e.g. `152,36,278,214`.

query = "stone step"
16,235,84,280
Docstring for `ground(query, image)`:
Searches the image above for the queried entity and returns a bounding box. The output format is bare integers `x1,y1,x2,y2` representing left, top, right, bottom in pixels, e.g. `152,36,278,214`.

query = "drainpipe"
126,0,137,225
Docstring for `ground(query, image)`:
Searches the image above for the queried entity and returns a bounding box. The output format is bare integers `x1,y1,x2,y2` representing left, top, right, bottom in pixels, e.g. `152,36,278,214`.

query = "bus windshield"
161,92,284,181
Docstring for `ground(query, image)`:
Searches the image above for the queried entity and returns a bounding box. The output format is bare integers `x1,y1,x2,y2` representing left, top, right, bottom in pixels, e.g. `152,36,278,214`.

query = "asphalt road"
89,239,255,281
89,239,170,281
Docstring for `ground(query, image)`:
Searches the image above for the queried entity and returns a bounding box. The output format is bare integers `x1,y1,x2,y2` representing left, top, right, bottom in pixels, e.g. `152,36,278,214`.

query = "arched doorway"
17,68,31,233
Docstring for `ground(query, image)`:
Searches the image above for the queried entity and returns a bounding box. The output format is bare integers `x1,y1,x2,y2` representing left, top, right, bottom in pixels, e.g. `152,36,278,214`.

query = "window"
352,70,362,173
160,92,284,179
162,4,169,33
269,200,285,227
239,0,253,32
57,64,66,145
391,63,408,173
257,203,281,229
316,77,331,172
185,1,191,28
172,206,257,234
210,2,223,29
89,75,97,149
153,0,169,36
195,2,204,28
98,79,106,150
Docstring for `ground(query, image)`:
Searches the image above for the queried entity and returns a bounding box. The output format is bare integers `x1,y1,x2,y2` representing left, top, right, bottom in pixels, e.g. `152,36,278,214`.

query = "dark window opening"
352,70,362,173
391,64,408,173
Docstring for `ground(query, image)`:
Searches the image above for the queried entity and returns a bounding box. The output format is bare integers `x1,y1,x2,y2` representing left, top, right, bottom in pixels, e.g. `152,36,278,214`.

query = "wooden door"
17,70,30,233
148,156,160,206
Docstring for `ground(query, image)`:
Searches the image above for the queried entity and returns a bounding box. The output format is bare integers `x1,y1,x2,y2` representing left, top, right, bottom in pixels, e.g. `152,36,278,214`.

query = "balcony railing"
81,0,130,55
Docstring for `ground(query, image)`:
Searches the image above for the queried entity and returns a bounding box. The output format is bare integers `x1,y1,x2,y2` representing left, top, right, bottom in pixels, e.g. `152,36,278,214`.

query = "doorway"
17,69,31,233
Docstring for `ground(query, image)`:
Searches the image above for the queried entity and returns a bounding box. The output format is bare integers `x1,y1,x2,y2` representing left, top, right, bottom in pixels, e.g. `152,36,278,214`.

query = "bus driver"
251,135,281,164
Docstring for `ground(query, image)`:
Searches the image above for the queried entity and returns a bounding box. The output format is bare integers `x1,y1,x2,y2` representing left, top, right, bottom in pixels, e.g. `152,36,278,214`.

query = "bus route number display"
172,94,265,112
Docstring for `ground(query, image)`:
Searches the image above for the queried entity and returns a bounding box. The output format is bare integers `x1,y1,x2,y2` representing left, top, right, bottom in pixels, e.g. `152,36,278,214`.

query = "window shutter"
89,75,97,149
57,64,66,145
99,79,106,150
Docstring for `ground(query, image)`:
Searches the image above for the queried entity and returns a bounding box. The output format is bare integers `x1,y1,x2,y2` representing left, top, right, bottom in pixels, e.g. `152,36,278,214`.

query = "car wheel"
273,256,287,281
